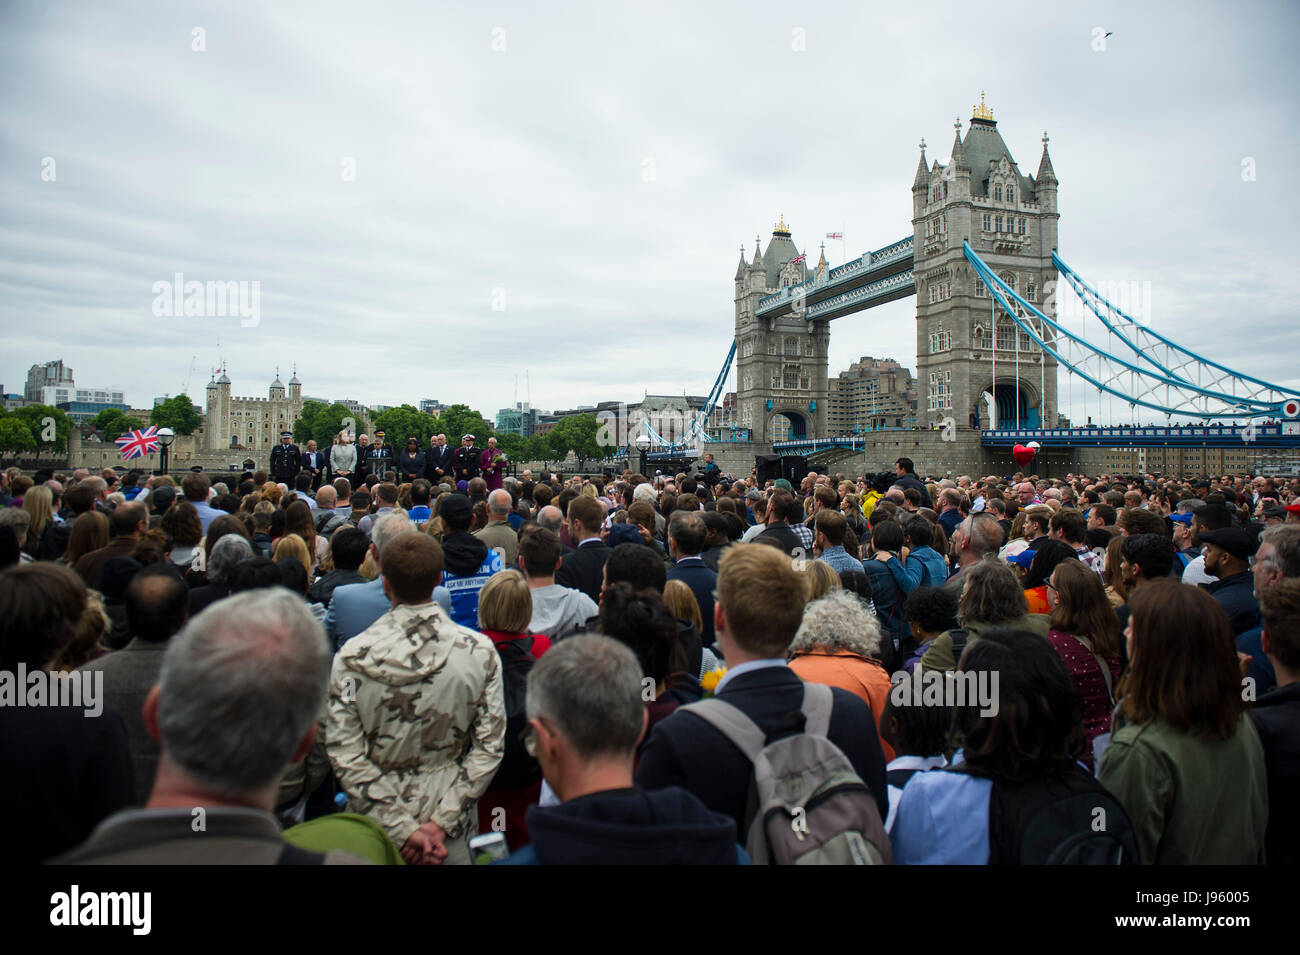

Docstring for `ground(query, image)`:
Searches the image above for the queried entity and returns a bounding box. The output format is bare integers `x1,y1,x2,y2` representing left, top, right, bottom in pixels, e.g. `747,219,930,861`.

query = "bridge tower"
733,217,831,443
913,95,1060,430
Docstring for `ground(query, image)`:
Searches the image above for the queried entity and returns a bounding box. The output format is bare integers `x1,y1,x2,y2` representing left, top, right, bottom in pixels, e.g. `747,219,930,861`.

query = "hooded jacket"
440,532,504,629
502,786,742,865
325,602,506,848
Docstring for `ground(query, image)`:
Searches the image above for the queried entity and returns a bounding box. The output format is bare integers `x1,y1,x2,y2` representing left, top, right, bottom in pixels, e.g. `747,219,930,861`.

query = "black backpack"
958,763,1140,864
490,637,542,790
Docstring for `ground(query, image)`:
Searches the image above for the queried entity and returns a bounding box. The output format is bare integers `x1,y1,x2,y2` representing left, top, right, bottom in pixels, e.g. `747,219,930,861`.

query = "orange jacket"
789,649,895,762
1024,585,1052,615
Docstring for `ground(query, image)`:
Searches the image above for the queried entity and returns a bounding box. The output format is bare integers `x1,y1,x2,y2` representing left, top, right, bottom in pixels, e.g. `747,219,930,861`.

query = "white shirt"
884,755,949,833
713,658,787,696
1181,552,1216,586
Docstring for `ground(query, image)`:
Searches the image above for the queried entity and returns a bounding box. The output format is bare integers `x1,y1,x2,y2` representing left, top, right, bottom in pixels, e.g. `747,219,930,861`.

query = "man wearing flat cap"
453,434,481,484
1201,526,1262,636
270,431,301,485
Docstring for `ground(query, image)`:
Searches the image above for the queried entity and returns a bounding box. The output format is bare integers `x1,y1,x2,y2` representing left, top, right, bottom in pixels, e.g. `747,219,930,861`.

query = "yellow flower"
700,667,727,693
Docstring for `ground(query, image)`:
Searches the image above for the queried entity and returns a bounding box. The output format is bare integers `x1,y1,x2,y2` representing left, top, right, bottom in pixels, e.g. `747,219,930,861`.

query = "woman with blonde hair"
331,429,357,480
663,579,703,634
60,511,109,566
805,558,842,601
21,485,55,558
477,569,550,658
272,533,313,578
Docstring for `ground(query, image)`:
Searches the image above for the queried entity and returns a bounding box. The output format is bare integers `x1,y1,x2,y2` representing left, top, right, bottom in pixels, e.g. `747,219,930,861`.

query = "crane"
182,355,197,397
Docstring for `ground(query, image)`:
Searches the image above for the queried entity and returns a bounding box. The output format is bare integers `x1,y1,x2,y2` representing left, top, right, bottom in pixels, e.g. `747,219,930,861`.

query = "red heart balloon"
1012,444,1037,468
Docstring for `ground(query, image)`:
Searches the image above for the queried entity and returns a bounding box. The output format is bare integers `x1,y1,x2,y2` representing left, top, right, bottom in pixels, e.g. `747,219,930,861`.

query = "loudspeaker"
754,454,782,484
781,455,809,486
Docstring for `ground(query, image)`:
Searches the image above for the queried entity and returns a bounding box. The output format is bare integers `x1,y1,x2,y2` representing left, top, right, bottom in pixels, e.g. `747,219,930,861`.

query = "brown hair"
717,543,808,656
283,500,318,556
958,558,1029,625
204,514,251,564
160,499,203,548
814,509,846,547
1104,535,1128,602
1120,579,1243,740
1047,559,1121,658
0,562,87,670
1260,578,1300,672
805,559,842,601
568,495,605,536
62,510,109,565
382,534,443,604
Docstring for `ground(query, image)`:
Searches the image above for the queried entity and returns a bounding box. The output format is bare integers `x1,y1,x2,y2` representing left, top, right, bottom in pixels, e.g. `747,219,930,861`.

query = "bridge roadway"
755,236,915,322
770,423,1300,454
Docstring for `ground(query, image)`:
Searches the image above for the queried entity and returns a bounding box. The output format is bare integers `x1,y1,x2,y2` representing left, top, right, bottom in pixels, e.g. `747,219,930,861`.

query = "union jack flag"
116,426,160,460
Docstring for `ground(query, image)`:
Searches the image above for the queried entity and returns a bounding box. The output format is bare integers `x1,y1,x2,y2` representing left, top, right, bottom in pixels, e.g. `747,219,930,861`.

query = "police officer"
453,433,480,485
270,431,301,485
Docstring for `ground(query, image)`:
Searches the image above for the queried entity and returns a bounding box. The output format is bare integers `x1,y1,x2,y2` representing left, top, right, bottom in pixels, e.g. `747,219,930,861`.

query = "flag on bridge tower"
826,232,843,240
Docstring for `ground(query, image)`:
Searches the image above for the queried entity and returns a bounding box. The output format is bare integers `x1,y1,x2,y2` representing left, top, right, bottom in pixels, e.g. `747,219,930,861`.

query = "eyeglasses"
522,716,557,757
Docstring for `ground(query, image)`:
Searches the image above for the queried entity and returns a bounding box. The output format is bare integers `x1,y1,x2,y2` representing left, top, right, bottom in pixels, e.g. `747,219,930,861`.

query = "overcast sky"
2,0,1297,426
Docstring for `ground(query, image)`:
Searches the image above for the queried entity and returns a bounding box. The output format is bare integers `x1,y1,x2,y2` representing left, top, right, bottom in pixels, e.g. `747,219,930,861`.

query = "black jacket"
269,443,301,484
666,557,717,646
2,697,135,863
894,472,932,509
755,521,802,557
1250,681,1300,865
452,445,481,482
363,444,394,478
425,445,455,483
1206,571,1261,636
556,539,610,603
635,666,889,841
397,450,426,481
508,787,741,865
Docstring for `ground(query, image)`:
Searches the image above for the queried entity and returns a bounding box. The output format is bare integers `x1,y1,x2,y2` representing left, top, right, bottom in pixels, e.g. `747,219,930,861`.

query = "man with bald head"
1015,482,1040,507
474,488,519,566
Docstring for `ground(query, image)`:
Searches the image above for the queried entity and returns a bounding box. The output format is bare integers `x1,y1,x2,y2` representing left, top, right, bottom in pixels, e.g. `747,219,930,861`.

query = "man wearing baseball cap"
1170,512,1198,570
1201,526,1262,636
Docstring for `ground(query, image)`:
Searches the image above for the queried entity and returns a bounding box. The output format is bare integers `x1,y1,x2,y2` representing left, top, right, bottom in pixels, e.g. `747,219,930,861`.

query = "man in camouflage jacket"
325,533,506,864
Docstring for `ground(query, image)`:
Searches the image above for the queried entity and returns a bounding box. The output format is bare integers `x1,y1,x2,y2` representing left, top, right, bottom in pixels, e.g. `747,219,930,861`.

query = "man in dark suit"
636,542,888,839
665,511,718,645
425,433,454,486
269,432,301,485
77,566,189,803
555,495,610,603
755,489,803,556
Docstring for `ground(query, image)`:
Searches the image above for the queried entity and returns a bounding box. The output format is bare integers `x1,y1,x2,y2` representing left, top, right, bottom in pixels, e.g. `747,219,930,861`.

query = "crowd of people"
1,446,1296,865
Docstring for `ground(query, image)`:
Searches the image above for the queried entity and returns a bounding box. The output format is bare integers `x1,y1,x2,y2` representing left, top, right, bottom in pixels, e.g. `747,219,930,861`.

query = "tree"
13,405,73,457
293,401,357,447
495,431,528,464
431,404,493,446
0,417,36,456
91,408,144,439
150,394,202,435
371,405,439,447
549,414,601,471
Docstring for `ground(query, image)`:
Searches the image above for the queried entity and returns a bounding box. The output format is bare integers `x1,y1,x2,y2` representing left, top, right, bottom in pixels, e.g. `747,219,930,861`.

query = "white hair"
790,590,882,659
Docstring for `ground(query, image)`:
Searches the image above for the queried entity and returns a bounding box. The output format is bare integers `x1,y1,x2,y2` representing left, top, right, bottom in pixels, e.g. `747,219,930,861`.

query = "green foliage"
91,408,143,439
150,394,202,435
13,405,73,454
0,417,37,454
371,404,440,446
548,413,601,467
494,431,528,463
432,404,494,445
294,401,359,447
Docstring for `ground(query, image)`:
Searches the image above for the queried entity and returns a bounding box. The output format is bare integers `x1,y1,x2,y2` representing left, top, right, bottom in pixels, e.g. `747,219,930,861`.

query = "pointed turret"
735,245,748,280
950,118,969,172
751,234,764,270
1037,131,1057,185
913,138,930,191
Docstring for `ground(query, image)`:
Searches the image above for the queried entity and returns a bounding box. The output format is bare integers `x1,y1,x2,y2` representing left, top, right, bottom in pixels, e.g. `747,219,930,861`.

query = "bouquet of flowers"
490,453,507,470
700,667,727,697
